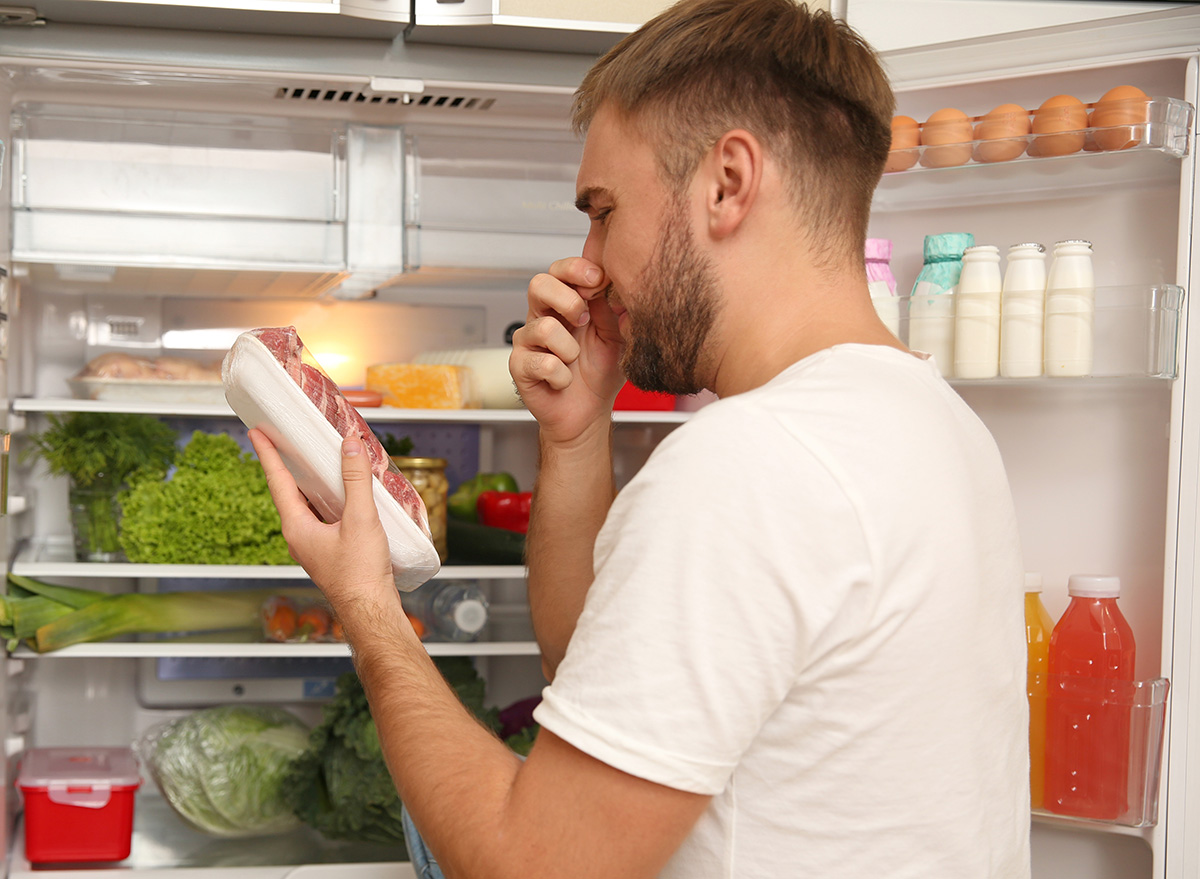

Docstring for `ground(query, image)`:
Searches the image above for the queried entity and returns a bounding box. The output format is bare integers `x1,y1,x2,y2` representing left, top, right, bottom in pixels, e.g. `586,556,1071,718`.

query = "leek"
3,574,111,640
35,587,316,653
7,573,108,609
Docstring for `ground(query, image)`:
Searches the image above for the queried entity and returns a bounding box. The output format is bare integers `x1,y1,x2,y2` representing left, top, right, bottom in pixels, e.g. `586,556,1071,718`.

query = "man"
250,1,1032,876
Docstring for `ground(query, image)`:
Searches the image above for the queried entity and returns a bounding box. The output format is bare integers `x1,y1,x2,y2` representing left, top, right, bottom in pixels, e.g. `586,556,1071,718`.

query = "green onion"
35,587,316,653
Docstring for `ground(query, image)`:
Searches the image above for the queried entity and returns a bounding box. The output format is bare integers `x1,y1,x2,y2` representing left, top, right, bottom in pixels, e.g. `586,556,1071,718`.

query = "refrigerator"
0,3,1197,878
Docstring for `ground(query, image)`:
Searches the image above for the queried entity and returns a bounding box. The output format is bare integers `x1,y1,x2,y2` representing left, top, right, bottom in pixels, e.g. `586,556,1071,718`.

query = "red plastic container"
17,747,141,863
613,382,676,411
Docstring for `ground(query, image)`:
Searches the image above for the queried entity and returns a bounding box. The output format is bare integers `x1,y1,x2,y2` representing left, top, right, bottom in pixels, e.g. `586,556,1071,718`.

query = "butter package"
366,363,480,409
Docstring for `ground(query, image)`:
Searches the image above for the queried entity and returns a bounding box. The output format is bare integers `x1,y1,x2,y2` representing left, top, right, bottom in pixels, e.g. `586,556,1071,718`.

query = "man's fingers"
339,437,380,528
248,429,314,522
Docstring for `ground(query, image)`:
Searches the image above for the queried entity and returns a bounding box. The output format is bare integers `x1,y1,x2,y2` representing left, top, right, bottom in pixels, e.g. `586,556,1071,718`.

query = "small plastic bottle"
908,232,975,375
1044,240,1096,377
865,238,901,338
1024,573,1054,811
953,244,1003,379
1044,574,1136,820
999,243,1048,378
402,580,489,642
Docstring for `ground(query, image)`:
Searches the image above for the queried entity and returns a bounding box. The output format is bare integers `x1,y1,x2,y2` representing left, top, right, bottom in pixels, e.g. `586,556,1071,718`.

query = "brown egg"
885,115,920,173
1031,94,1087,157
1091,85,1149,151
920,108,973,168
973,103,1031,163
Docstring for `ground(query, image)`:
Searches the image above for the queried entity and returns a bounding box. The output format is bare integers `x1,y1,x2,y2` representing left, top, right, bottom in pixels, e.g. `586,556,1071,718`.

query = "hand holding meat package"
221,327,440,591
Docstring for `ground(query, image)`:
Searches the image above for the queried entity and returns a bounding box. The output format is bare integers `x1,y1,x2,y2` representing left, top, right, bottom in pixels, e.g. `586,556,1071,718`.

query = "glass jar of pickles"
391,456,449,563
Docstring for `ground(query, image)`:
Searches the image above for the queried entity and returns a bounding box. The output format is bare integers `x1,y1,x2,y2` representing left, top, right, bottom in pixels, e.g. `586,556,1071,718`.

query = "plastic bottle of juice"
1043,574,1136,820
1024,573,1054,811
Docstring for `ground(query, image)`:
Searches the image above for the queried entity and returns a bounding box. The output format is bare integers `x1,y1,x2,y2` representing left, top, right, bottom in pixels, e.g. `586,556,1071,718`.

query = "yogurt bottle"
866,238,901,338
953,244,1003,379
1000,243,1048,378
908,232,975,375
1044,240,1096,377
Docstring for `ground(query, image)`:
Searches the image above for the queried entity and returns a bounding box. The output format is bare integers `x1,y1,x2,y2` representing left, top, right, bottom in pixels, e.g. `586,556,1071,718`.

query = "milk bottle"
908,232,974,375
1044,240,1096,377
1000,243,1048,378
953,244,1003,379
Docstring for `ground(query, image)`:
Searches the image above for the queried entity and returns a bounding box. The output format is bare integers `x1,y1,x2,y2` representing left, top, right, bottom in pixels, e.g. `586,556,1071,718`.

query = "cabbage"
140,705,311,837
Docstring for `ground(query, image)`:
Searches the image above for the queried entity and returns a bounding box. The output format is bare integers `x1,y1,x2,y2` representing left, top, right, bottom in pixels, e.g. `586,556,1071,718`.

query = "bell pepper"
476,491,533,534
448,472,520,522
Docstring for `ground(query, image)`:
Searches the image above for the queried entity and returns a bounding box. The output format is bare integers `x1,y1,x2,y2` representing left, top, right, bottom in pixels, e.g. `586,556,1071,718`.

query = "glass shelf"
9,795,415,879
12,398,693,424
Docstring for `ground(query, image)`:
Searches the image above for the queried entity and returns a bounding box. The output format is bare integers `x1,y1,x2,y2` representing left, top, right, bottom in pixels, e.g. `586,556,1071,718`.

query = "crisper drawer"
11,105,407,286
403,128,588,273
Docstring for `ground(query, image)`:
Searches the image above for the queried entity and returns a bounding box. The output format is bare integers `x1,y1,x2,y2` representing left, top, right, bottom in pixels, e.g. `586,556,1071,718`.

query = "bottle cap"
1024,572,1044,593
865,238,892,261
1009,243,1046,254
453,599,488,635
923,232,976,262
964,244,1000,256
1067,574,1120,598
1054,239,1093,250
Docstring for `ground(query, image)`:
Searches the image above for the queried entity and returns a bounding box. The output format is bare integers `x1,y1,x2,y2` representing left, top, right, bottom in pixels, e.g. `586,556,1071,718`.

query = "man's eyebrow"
575,187,611,213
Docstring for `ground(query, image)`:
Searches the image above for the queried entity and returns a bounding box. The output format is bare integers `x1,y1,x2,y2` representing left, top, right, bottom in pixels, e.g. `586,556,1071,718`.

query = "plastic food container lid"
1067,574,1121,598
18,747,141,791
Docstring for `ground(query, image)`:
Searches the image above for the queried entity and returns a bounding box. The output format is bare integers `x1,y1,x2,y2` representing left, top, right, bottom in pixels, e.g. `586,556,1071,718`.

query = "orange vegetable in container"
263,597,298,642
885,115,920,172
1091,85,1149,151
920,108,973,168
1031,94,1087,157
974,103,1031,163
297,604,333,639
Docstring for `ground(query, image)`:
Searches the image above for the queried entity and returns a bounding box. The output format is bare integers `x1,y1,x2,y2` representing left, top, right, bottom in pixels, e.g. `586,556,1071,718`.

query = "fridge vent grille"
275,87,495,111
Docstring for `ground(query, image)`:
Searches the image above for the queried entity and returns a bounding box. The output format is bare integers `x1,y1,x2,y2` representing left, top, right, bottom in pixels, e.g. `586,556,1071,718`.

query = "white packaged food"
222,327,440,591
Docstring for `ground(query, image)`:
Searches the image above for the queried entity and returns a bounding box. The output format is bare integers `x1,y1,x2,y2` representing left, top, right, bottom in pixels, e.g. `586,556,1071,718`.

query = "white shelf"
12,397,692,424
11,539,525,581
9,795,416,879
1031,811,1153,839
11,639,540,659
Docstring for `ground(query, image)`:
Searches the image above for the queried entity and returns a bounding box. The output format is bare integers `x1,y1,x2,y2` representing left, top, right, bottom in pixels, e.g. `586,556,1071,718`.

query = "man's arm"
250,429,708,879
510,258,624,679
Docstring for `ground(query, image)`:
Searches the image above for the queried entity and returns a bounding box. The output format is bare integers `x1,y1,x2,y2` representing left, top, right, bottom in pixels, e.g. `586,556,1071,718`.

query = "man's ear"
703,129,762,239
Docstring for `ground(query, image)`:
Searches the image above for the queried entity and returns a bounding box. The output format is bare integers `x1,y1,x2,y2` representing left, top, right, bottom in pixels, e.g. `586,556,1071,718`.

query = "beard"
615,208,721,396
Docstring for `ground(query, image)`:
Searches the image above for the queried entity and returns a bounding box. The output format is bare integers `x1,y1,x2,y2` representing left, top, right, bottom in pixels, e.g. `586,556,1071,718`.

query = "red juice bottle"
1043,574,1136,820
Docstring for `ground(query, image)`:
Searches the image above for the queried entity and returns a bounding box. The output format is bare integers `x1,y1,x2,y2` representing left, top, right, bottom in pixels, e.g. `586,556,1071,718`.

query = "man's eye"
591,209,611,225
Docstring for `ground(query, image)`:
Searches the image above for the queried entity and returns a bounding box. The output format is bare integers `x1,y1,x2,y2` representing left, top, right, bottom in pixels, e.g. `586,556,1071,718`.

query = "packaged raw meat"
222,326,440,591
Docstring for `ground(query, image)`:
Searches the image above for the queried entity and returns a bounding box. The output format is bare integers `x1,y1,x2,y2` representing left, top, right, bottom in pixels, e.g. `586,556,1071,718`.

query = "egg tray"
884,97,1193,174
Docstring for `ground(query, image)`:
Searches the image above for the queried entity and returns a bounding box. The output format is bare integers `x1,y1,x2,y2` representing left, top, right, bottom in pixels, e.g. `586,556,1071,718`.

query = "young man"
251,1,1032,877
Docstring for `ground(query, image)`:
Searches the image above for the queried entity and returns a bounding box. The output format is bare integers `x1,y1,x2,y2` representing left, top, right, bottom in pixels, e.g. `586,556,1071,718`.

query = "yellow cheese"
365,363,480,409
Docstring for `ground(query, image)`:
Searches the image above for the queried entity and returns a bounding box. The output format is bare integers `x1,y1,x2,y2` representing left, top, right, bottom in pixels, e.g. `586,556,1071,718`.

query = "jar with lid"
391,456,449,563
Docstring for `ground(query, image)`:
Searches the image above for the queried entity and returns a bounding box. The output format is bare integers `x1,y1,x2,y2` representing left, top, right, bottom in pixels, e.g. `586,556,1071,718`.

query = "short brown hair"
573,0,893,263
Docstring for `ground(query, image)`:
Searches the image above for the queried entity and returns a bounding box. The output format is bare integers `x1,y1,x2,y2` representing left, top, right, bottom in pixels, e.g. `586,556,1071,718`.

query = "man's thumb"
340,437,377,515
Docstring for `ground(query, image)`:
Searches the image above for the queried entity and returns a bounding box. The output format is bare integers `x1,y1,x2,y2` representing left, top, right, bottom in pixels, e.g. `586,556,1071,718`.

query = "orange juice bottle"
1044,574,1136,820
1024,573,1053,810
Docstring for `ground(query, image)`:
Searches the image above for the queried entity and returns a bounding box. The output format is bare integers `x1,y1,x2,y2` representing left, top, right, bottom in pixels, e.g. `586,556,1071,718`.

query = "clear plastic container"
1031,676,1169,827
402,579,489,642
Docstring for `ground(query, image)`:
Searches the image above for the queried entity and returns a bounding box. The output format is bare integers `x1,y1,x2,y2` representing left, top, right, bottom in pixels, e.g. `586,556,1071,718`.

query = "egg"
1031,94,1087,157
1091,85,1149,151
973,103,1031,163
920,108,973,168
885,115,920,173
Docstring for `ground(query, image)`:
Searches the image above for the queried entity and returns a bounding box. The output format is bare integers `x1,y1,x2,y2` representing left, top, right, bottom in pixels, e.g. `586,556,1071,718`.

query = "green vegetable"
23,412,178,559
448,472,520,522
375,432,414,457
22,412,177,490
119,431,293,565
34,585,312,652
447,517,526,565
283,660,503,847
142,705,311,837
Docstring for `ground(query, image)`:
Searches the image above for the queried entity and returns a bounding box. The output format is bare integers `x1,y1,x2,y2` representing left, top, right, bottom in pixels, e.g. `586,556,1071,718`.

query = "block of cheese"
366,363,480,409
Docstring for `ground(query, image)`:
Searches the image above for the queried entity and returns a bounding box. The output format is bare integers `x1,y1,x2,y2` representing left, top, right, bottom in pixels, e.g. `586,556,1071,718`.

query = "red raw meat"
252,327,429,534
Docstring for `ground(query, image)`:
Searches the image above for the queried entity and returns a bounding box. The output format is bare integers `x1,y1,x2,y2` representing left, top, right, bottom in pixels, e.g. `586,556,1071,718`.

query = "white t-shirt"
534,344,1031,879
